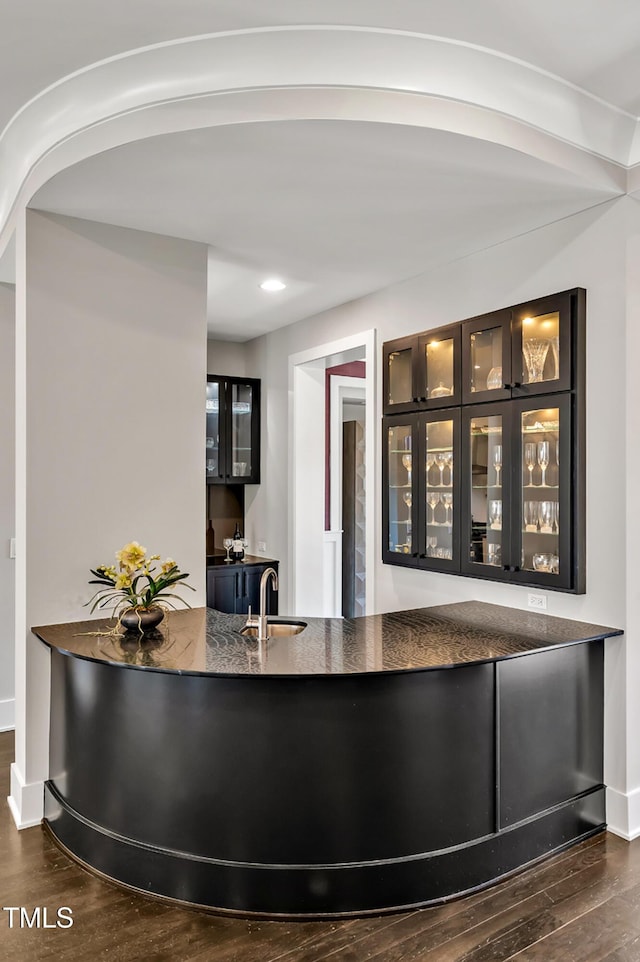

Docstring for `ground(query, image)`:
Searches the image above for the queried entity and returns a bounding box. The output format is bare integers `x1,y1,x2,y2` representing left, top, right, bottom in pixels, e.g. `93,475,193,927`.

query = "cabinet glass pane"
468,415,503,567
425,337,454,399
520,311,560,385
231,383,253,478
387,349,412,405
206,381,220,477
470,328,503,394
425,420,454,560
521,407,560,575
387,423,413,555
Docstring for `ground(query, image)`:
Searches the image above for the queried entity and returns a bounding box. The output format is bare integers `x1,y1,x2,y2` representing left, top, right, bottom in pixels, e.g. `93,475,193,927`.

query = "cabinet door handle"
503,565,520,572
503,382,512,390
512,381,521,388
412,552,420,558
419,396,428,402
412,396,419,403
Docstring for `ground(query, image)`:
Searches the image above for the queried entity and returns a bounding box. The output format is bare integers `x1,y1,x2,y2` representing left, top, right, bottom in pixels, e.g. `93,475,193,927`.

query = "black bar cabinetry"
382,288,585,593
383,323,462,414
206,375,261,484
206,556,279,615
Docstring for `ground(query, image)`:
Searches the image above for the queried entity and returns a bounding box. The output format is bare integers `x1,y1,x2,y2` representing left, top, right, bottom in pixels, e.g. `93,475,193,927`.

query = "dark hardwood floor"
0,730,639,961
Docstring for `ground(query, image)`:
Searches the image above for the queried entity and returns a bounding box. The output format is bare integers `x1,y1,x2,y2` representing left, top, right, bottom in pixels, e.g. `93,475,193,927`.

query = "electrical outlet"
527,592,547,611
257,541,266,553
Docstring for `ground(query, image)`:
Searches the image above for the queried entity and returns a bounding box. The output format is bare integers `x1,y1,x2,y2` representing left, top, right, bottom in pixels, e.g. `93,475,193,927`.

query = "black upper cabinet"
510,289,577,397
381,288,586,594
460,289,579,402
461,308,512,404
206,376,261,484
383,324,461,414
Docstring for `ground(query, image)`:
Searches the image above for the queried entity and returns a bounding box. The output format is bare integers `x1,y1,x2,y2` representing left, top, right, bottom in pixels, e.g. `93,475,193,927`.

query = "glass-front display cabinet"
383,324,461,415
206,376,261,484
383,419,417,565
382,287,585,593
383,412,460,570
459,289,583,401
459,395,578,591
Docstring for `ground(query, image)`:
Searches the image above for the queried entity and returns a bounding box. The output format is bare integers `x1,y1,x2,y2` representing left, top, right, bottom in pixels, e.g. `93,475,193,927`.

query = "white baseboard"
606,786,640,840
0,697,15,731
7,763,43,829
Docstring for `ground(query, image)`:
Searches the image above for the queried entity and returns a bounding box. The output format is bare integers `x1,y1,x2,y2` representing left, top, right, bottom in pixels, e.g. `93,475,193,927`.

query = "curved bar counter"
33,601,622,918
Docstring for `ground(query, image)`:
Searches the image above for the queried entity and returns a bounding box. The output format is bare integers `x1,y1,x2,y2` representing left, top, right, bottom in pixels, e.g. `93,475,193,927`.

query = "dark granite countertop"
206,553,279,568
32,601,622,677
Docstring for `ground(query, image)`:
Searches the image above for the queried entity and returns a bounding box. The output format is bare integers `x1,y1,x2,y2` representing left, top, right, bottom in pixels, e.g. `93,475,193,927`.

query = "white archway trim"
0,26,636,256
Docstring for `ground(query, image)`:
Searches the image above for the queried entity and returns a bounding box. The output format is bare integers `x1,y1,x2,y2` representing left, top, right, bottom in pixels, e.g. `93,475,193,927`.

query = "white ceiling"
6,1,640,337
32,120,619,340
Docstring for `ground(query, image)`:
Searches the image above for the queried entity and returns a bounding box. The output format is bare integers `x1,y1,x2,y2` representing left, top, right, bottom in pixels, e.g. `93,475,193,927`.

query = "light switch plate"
9,538,16,559
257,541,266,553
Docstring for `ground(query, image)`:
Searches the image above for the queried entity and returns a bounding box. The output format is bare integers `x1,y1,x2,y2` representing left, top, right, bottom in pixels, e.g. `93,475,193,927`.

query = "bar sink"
240,620,307,638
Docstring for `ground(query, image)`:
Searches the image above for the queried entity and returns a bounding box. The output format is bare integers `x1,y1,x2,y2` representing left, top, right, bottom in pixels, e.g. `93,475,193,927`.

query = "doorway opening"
289,330,375,618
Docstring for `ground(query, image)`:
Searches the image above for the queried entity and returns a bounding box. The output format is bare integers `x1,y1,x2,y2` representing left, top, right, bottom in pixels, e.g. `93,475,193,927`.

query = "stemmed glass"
402,491,412,521
401,452,412,486
427,535,438,557
492,444,502,486
223,538,233,562
537,441,550,487
436,452,448,486
443,450,454,486
427,491,440,524
426,451,436,484
489,500,502,530
524,442,536,486
442,492,453,524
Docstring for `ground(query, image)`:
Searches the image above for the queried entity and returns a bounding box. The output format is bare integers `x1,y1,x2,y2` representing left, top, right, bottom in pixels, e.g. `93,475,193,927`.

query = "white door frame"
288,329,376,616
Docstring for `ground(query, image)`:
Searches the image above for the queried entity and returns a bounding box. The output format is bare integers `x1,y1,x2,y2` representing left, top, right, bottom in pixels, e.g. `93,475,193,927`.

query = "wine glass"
442,492,453,524
402,490,412,521
435,452,448,486
524,442,536,486
492,444,502,486
427,491,440,525
402,452,412,485
443,450,454,486
427,535,437,557
426,451,436,485
537,441,550,487
223,538,233,562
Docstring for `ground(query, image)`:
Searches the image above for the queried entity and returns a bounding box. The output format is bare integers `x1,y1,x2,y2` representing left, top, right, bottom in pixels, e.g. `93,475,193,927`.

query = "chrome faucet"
243,566,279,642
257,566,278,641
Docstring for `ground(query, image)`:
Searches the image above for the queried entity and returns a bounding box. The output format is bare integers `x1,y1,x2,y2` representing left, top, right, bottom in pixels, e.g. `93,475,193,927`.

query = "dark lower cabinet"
207,561,279,615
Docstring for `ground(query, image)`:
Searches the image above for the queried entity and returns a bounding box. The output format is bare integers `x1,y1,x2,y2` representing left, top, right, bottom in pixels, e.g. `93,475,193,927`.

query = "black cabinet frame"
207,375,261,485
382,288,586,593
383,323,462,415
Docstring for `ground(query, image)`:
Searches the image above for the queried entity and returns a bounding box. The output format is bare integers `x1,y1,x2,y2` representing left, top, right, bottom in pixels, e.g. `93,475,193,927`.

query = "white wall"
245,195,639,835
10,211,208,827
207,339,249,376
0,282,15,730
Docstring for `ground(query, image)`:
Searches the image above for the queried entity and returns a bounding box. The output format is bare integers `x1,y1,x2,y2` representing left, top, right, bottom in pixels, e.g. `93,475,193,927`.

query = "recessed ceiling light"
260,278,286,292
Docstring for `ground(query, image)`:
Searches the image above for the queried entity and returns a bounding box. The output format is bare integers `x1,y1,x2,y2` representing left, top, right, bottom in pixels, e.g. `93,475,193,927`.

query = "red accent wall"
325,362,366,530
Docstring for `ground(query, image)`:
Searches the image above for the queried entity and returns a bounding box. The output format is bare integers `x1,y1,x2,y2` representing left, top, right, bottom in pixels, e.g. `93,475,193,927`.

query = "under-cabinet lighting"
523,317,533,324
260,278,286,292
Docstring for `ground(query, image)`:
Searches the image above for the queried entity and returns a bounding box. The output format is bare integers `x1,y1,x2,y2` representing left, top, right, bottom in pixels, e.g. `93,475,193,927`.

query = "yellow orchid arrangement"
86,541,195,617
